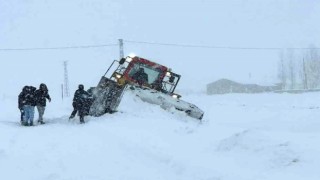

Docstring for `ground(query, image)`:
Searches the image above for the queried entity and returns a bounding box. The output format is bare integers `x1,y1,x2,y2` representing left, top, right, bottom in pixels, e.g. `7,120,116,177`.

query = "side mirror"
169,76,175,83
119,58,126,65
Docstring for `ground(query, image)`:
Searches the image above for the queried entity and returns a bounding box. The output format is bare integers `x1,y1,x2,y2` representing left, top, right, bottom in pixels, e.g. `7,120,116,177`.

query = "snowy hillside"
1,91,320,180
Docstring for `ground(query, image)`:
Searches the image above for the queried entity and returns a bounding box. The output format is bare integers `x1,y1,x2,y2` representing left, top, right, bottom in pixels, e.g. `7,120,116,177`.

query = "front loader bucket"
128,86,204,120
89,76,126,117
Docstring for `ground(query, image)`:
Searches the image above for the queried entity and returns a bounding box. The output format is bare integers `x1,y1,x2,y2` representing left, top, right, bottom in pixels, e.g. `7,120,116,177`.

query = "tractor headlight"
126,53,136,62
166,72,171,77
128,53,136,58
116,74,122,79
172,94,181,99
113,73,122,79
126,57,133,62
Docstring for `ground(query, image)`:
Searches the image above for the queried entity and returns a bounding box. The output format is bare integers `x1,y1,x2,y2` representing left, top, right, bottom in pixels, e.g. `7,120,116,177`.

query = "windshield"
128,63,162,85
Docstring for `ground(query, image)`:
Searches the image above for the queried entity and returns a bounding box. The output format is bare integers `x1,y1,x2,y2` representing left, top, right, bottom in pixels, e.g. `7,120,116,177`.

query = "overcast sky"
1,0,319,94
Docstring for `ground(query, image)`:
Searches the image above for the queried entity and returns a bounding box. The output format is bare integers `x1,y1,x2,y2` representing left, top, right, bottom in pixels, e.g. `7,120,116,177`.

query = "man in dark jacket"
34,83,51,124
22,86,36,126
69,84,90,124
132,68,149,86
18,86,28,124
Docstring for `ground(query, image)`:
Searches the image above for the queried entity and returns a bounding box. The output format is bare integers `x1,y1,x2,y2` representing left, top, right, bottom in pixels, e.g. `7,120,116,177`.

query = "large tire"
89,77,126,116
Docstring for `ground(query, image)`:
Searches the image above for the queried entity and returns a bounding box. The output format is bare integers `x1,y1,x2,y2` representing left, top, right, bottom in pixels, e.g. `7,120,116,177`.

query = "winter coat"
34,89,51,107
18,93,24,110
73,89,90,110
24,86,36,106
132,70,149,85
18,86,28,109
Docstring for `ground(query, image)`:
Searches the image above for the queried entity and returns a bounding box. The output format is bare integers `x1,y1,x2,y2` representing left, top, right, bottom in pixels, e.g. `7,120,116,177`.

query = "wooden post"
61,84,64,100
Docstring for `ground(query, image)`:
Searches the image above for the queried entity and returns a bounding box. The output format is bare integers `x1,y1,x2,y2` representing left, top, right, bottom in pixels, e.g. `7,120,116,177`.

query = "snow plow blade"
129,86,204,120
89,76,126,116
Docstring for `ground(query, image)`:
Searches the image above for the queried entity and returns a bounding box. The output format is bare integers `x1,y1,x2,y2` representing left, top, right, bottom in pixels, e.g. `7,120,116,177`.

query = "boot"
69,115,75,120
80,117,85,124
38,120,45,124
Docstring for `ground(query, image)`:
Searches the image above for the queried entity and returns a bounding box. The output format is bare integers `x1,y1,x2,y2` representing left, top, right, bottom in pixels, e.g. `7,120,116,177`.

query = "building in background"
207,79,281,95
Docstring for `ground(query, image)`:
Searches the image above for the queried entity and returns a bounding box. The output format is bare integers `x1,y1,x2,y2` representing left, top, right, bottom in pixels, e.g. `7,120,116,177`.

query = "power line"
0,40,319,52
124,40,320,50
0,43,118,51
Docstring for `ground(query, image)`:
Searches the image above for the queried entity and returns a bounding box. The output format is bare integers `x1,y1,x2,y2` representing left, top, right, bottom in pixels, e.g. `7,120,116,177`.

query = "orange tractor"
89,56,204,120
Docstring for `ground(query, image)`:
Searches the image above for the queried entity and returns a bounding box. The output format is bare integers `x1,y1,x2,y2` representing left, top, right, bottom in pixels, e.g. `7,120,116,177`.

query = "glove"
48,98,51,102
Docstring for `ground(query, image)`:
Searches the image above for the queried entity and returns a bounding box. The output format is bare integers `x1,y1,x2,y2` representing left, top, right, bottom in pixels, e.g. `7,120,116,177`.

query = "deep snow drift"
1,90,320,180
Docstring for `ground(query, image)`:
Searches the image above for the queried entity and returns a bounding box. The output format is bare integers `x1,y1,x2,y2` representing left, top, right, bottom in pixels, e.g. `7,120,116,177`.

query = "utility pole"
63,61,70,97
119,39,124,59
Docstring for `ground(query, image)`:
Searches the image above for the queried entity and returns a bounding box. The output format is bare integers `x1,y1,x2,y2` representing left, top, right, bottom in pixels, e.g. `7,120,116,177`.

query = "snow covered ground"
1,90,320,180
1,0,319,179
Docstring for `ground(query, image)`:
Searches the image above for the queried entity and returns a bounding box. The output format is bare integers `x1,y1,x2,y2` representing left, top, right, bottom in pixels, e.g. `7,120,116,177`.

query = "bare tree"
278,45,320,90
302,58,308,89
304,45,320,89
287,49,296,89
278,51,287,90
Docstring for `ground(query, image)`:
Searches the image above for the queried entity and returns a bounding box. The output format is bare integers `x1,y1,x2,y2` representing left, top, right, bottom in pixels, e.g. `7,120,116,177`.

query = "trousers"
37,105,46,121
23,105,35,125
